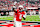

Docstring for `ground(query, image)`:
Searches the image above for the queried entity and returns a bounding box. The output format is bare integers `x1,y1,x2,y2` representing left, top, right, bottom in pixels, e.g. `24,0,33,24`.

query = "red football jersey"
15,9,25,21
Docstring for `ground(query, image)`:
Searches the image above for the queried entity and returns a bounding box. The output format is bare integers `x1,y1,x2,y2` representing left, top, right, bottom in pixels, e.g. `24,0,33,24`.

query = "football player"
13,5,26,27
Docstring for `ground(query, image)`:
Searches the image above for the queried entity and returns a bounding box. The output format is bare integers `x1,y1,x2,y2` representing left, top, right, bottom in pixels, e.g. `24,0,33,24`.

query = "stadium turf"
0,15,40,21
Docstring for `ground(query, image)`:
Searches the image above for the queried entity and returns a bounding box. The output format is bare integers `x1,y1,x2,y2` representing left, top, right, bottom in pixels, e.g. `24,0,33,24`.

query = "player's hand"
24,18,25,20
23,17,26,20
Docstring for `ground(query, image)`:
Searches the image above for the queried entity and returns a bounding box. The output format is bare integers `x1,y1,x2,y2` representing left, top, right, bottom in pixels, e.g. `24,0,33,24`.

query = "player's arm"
23,12,26,20
13,9,17,21
13,12,15,18
23,14,26,20
13,12,16,22
23,17,26,20
13,12,15,21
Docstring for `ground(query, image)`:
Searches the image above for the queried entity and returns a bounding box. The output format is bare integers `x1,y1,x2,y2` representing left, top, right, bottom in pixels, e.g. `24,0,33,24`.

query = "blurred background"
0,0,40,21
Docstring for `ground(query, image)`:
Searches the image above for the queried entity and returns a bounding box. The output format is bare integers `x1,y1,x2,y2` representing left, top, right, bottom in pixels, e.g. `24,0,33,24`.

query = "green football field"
0,15,40,21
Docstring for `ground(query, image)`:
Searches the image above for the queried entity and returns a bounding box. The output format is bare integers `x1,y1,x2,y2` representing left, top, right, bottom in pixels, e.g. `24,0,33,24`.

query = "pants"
14,18,22,27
